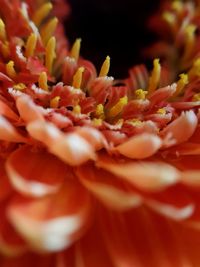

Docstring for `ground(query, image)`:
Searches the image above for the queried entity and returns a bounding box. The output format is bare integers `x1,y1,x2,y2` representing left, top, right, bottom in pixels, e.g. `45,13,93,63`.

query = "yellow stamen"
107,96,128,118
173,73,188,97
172,1,183,13
135,89,147,100
0,19,6,42
148,58,161,95
45,36,56,74
50,96,60,108
1,41,10,58
38,71,48,91
92,118,103,126
157,108,166,115
25,33,37,58
182,24,196,62
32,2,53,26
95,104,105,119
127,119,142,127
73,104,81,114
188,58,200,79
40,17,58,45
70,38,81,62
72,67,84,89
99,56,110,77
13,83,26,91
162,12,176,26
6,61,16,79
192,93,200,102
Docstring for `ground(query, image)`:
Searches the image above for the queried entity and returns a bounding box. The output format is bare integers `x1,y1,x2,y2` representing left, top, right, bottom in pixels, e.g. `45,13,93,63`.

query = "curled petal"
27,121,96,165
149,84,176,107
161,111,198,147
8,181,91,252
115,133,162,159
97,156,180,191
6,145,70,197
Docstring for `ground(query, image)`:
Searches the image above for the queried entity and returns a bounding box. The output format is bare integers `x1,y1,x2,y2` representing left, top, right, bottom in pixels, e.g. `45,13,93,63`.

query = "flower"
1,0,200,266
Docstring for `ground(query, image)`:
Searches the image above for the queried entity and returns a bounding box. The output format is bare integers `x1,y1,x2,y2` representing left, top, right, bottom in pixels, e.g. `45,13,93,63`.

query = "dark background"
65,0,161,78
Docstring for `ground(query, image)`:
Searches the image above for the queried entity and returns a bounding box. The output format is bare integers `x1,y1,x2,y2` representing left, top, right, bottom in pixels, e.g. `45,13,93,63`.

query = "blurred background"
65,0,161,78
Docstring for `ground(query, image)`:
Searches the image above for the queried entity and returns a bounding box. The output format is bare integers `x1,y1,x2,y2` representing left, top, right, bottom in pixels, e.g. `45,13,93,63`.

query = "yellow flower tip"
72,67,85,89
157,108,166,115
172,1,183,13
107,96,128,118
148,58,161,95
40,17,58,45
192,93,200,102
70,38,81,62
32,2,53,27
38,71,48,91
73,104,81,114
135,89,147,100
6,60,16,79
99,56,110,77
25,33,37,58
50,96,60,108
1,41,10,58
128,118,142,127
45,36,56,74
162,12,176,25
0,18,6,42
92,118,103,126
188,58,200,79
95,104,105,119
182,24,196,62
173,73,188,97
185,24,196,37
13,83,26,91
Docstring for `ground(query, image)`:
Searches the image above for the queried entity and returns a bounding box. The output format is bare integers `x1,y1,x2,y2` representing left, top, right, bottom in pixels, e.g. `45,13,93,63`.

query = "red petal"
0,99,19,121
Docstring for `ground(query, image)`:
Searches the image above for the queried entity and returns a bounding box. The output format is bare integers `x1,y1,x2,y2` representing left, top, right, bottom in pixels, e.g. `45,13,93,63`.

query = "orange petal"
8,181,91,252
27,121,96,166
0,99,19,121
0,159,12,202
161,111,198,147
76,163,142,211
97,155,180,192
115,133,162,159
6,145,70,197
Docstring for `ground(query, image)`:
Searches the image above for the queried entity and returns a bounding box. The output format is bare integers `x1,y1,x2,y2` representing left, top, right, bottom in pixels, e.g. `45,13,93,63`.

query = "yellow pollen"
95,104,105,119
13,83,26,91
45,36,56,74
70,38,81,62
1,41,10,58
38,71,48,91
182,24,196,62
148,58,161,95
92,118,103,126
32,2,53,26
99,56,110,77
72,67,84,89
40,17,58,45
0,19,6,42
157,108,166,115
73,104,81,114
107,96,128,118
135,89,147,100
50,96,60,108
128,119,142,127
188,58,200,79
173,73,188,97
192,93,200,102
25,33,37,58
6,61,16,79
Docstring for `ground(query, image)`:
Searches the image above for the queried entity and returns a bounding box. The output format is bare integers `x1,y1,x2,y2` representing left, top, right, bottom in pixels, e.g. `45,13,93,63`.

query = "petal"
97,155,180,191
0,99,19,121
6,145,70,197
0,159,12,202
8,181,91,252
76,163,142,211
161,111,198,147
115,133,162,159
27,121,96,166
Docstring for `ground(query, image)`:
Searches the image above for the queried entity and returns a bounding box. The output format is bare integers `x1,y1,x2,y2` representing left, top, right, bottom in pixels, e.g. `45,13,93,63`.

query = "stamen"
73,104,81,114
6,61,16,79
92,118,103,126
192,93,200,101
32,2,53,26
182,24,196,62
40,17,58,45
135,89,147,100
70,38,81,62
157,108,166,115
50,96,60,108
45,36,56,74
162,12,176,26
0,19,6,42
172,1,183,13
173,73,188,97
107,96,128,118
25,33,37,58
1,41,10,58
99,56,110,77
38,71,48,91
188,58,200,79
72,67,84,89
13,83,26,91
95,104,105,119
127,119,142,127
148,58,161,95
